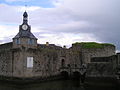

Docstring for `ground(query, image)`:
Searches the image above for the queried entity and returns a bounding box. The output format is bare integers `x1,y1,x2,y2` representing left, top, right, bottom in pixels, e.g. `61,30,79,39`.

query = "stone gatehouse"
0,11,119,78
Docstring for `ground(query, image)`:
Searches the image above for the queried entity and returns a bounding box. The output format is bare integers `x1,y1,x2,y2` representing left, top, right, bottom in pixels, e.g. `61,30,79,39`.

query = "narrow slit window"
61,59,65,67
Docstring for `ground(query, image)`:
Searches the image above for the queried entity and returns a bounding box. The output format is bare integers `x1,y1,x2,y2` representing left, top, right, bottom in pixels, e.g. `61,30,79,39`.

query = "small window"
15,38,20,44
32,39,34,44
27,57,33,68
61,59,65,67
28,39,34,45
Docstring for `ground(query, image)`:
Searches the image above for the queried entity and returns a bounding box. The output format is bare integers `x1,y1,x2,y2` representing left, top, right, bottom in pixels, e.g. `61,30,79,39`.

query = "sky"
0,0,120,50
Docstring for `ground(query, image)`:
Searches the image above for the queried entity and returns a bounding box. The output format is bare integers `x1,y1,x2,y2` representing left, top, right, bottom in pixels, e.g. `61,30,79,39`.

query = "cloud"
5,0,32,3
48,21,96,33
0,0,120,50
37,33,98,47
50,0,120,49
0,24,18,44
0,4,40,23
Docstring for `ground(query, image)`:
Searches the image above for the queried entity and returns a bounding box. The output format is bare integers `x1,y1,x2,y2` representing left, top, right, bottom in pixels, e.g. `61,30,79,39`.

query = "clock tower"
13,11,37,49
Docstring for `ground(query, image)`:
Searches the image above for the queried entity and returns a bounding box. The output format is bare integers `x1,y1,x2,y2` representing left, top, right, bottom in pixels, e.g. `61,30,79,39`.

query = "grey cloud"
0,0,120,50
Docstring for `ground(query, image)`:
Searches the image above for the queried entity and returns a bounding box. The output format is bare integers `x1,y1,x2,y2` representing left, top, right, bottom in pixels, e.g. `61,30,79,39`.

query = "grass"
73,42,114,49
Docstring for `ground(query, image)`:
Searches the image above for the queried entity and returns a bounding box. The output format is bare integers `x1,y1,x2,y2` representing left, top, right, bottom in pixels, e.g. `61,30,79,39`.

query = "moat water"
0,79,119,90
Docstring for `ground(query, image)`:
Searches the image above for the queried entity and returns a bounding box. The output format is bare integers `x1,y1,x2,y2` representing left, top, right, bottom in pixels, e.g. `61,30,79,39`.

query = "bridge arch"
60,71,69,79
72,71,80,80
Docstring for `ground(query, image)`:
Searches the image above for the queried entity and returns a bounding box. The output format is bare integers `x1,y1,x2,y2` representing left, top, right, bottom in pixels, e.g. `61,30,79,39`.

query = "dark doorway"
61,71,69,80
72,72,80,80
61,59,65,67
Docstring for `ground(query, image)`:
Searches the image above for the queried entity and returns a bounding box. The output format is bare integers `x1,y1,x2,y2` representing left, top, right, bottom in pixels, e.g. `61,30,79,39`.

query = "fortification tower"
12,11,38,77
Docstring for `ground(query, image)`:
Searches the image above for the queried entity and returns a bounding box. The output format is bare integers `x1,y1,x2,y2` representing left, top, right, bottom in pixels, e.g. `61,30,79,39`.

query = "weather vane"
25,4,27,11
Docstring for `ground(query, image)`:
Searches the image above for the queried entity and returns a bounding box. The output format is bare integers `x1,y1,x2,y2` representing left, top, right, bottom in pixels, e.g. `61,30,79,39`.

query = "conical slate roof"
14,30,37,39
23,11,28,17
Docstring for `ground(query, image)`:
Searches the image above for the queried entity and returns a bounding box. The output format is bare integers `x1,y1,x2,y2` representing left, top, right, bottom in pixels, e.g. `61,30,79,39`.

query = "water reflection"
0,79,119,90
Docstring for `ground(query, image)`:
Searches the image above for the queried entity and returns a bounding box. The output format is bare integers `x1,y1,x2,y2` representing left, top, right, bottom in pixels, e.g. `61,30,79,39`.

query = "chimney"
63,45,66,48
46,42,49,46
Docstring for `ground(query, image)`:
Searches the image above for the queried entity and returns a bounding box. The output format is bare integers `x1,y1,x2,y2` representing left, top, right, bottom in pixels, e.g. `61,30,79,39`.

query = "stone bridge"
59,64,87,80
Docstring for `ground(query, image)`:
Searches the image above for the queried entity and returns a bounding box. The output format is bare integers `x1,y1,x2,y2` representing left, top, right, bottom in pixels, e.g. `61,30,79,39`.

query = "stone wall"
87,63,114,77
65,48,82,68
12,44,63,78
72,43,115,63
87,55,117,77
0,42,12,51
116,53,120,65
33,47,60,77
0,42,118,78
0,43,13,76
12,49,25,77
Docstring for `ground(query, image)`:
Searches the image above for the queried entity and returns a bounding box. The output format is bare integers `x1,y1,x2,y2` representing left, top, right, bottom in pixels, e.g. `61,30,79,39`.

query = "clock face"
22,24,28,30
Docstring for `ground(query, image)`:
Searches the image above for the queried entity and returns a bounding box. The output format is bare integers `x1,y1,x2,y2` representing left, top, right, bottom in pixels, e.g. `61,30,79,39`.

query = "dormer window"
15,38,20,44
28,39,34,45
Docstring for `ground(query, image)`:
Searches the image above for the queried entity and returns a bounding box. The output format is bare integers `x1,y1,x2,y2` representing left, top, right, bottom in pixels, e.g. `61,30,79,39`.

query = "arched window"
61,59,65,67
15,38,20,44
28,39,34,45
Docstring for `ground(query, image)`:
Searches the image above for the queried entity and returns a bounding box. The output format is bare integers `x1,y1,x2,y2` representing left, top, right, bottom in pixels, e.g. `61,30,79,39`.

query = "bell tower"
13,11,37,49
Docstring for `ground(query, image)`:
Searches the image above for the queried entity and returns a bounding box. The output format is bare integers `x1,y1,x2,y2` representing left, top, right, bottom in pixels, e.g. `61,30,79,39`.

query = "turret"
23,11,28,24
13,11,37,49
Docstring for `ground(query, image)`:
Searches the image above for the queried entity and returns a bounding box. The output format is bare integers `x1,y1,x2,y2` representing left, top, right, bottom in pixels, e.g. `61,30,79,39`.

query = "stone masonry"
0,11,118,78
